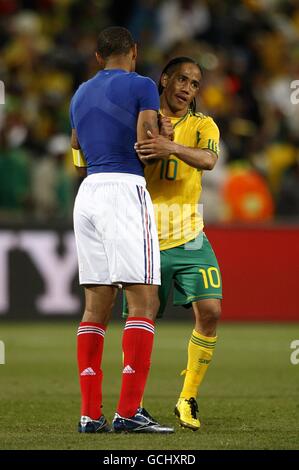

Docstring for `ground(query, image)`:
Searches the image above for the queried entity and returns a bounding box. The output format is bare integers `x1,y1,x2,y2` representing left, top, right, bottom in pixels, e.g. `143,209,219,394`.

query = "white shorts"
73,173,161,286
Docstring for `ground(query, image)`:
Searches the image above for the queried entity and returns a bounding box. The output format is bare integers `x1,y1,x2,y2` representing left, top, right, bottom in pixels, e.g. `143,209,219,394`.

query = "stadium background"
0,0,299,451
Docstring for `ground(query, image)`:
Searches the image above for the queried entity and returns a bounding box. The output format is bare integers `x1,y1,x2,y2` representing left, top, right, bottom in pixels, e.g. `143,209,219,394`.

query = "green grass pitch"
0,321,298,450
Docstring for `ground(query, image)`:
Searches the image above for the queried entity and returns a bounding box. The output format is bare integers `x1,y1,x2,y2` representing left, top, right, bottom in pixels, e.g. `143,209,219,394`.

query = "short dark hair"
97,27,135,60
158,57,202,113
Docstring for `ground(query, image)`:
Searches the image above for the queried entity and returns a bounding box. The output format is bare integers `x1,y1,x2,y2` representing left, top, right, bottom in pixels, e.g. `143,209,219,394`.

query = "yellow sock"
180,330,217,400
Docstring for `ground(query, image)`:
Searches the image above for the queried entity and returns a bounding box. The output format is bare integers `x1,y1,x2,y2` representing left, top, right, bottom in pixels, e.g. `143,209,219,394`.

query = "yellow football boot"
174,397,200,431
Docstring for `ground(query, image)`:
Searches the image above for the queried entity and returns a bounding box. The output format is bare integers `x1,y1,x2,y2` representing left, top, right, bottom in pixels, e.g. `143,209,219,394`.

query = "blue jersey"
70,69,159,176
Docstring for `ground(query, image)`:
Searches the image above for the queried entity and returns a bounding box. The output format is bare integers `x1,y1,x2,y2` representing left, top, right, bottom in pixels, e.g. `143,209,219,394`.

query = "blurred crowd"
1,0,299,223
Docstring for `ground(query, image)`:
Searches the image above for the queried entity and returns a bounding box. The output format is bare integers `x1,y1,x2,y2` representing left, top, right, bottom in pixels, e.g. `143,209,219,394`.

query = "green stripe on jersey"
207,139,219,155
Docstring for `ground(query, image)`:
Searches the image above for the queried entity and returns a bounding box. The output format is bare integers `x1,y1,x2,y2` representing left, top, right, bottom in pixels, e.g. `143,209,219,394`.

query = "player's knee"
110,297,116,310
142,295,160,318
148,296,160,320
199,303,221,324
128,296,159,320
83,301,114,323
82,308,99,322
210,304,221,322
154,295,160,310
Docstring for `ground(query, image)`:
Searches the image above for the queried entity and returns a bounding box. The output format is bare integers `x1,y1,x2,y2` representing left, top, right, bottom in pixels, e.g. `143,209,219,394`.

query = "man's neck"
160,96,188,118
160,105,188,118
104,58,132,72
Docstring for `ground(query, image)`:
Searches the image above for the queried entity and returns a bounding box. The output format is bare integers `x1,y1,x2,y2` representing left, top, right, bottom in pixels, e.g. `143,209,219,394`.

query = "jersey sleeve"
134,76,160,112
197,117,220,156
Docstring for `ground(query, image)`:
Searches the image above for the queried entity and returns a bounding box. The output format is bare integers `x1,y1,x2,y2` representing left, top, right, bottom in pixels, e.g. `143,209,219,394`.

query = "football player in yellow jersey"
135,57,222,431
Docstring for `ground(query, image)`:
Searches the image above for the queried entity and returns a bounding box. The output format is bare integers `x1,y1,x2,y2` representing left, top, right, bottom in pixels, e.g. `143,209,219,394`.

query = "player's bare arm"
137,109,159,140
136,109,159,165
135,134,217,170
169,142,217,170
71,128,87,178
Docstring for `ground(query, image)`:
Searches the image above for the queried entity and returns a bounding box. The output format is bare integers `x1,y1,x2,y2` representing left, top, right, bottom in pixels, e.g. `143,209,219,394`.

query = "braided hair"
158,57,201,113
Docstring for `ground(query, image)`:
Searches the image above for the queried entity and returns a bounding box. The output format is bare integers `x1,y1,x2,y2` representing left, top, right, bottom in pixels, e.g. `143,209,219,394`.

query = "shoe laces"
186,398,198,419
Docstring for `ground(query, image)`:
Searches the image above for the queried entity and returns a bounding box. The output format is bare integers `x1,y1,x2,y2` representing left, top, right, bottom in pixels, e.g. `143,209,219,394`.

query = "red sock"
77,322,106,419
117,317,155,417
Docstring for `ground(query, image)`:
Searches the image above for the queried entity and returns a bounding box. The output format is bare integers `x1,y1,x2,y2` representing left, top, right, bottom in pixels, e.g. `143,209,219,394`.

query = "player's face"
162,63,201,116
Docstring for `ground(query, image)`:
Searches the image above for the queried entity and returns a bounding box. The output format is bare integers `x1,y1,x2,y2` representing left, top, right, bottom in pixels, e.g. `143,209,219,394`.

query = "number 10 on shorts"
199,267,221,289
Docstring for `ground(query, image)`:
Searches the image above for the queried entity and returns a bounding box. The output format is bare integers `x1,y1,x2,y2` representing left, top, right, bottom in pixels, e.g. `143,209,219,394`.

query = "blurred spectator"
277,156,299,217
156,0,211,52
0,133,32,216
201,140,228,222
0,0,299,221
128,0,161,76
222,163,274,222
32,134,74,220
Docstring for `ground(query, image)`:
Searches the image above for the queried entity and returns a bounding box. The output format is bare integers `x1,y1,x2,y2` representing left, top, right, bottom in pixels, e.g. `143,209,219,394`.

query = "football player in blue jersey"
70,26,173,434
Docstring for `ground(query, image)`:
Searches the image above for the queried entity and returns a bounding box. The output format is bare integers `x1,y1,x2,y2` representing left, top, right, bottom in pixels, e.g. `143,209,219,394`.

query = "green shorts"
123,232,222,318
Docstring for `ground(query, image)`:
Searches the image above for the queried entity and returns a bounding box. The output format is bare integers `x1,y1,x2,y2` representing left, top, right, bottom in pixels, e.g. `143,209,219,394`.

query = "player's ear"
132,44,137,61
160,73,169,90
95,52,105,69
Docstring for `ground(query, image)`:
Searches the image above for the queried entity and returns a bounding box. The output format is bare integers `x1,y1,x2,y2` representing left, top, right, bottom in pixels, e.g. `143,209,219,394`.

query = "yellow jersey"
145,110,220,250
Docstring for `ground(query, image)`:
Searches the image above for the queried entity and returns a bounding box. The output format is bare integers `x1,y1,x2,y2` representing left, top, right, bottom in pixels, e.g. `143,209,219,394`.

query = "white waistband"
85,173,146,186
